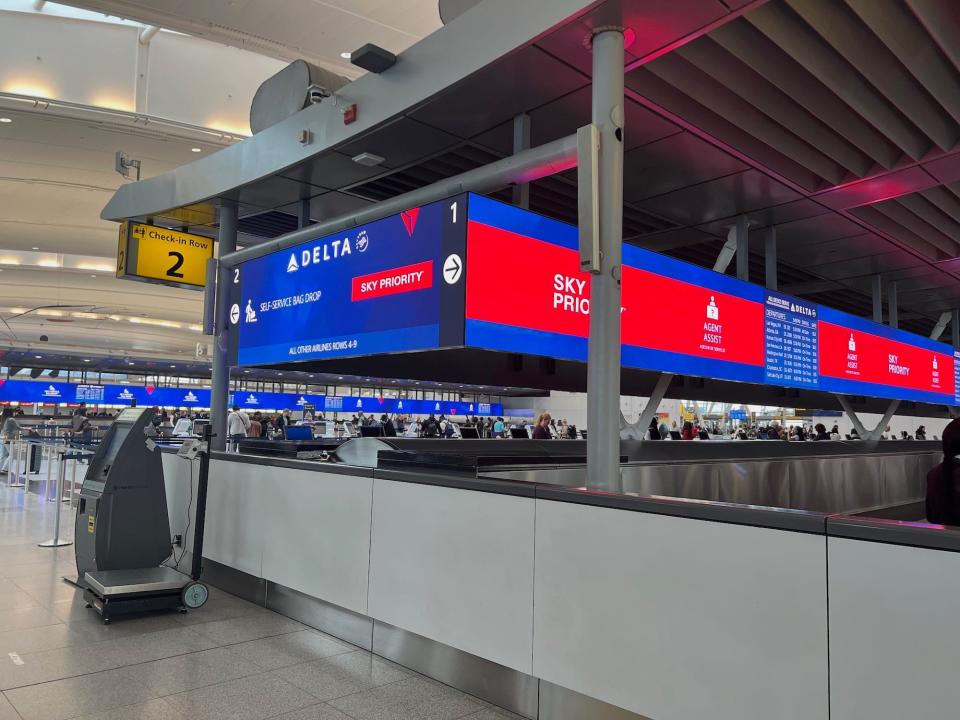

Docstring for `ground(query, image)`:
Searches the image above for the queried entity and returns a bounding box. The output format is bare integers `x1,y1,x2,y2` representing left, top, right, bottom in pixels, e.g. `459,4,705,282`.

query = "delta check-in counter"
160,440,953,720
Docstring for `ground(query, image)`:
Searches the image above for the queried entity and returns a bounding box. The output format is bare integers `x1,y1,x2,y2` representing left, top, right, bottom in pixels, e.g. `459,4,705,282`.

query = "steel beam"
953,307,960,349
222,134,577,268
734,216,749,282
872,275,883,323
764,226,777,290
888,280,898,328
627,373,673,439
511,113,531,209
210,200,238,452
298,197,311,229
930,311,951,340
586,28,624,492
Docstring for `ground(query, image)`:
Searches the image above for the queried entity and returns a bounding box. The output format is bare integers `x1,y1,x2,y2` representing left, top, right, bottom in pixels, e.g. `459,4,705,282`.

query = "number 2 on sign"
167,251,185,278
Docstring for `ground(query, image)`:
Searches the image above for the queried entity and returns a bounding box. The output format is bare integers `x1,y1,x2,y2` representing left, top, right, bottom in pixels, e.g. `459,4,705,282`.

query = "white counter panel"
368,479,535,674
829,537,960,720
533,500,829,720
260,469,373,615
204,459,265,577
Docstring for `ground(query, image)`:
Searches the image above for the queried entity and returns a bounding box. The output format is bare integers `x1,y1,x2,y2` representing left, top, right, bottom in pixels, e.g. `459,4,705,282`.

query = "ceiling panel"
279,151,388,192
636,168,801,225
409,46,589,140
623,132,748,203
806,251,926,281
336,117,461,170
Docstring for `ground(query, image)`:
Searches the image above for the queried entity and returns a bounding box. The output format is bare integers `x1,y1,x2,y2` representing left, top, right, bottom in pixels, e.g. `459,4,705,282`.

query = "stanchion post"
39,450,72,547
8,437,25,488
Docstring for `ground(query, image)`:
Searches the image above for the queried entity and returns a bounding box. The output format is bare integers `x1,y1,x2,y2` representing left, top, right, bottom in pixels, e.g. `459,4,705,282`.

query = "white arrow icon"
443,254,463,284
229,304,240,325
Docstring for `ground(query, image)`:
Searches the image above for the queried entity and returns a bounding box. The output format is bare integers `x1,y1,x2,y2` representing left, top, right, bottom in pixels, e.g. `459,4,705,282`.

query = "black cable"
168,457,195,571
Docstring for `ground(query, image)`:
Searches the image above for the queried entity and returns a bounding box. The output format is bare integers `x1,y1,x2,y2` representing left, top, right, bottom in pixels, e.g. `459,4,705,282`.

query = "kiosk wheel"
182,582,209,609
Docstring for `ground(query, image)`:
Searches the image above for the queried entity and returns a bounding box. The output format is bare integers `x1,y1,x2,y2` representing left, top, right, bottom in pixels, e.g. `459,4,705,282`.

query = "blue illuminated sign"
234,195,468,366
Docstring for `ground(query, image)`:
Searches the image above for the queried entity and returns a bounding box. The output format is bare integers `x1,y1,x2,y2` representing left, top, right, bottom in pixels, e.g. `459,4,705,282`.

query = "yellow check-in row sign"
117,222,214,289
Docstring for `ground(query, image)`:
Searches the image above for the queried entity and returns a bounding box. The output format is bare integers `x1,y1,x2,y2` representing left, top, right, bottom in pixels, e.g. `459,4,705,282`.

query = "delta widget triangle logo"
401,207,420,237
287,253,299,273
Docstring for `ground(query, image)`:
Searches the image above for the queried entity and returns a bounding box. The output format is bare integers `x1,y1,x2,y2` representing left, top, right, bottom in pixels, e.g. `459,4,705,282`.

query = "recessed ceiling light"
90,274,97,278
170,365,175,368
83,359,90,362
128,361,135,366
0,118,11,124
31,246,39,250
191,147,202,153
340,52,351,59
35,355,42,359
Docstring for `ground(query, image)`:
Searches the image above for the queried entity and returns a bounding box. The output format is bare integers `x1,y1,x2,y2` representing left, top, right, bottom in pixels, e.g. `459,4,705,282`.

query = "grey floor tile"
72,698,183,720
22,583,82,608
328,676,483,720
229,630,354,670
163,673,317,720
0,626,216,690
172,595,269,627
122,646,261,697
0,605,62,633
0,591,41,612
274,651,411,702
460,709,526,720
269,704,353,720
191,614,305,646
4,666,156,720
0,693,19,720
0,623,82,655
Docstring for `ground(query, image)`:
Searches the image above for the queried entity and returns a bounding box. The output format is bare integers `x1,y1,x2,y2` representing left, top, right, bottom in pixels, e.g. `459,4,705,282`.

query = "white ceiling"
0,0,444,366
54,0,444,77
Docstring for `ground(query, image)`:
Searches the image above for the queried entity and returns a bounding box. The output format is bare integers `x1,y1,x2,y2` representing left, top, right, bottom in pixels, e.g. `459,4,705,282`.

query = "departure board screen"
817,306,955,405
234,195,467,366
763,292,819,389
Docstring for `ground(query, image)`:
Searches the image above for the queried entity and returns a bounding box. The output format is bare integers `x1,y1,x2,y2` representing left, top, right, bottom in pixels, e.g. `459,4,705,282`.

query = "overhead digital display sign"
232,192,957,408
817,306,955,405
234,196,467,366
464,195,767,385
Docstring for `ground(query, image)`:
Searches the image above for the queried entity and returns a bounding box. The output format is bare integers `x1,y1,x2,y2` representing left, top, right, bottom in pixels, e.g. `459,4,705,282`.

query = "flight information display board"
817,306,955,405
234,195,468,366
763,292,818,389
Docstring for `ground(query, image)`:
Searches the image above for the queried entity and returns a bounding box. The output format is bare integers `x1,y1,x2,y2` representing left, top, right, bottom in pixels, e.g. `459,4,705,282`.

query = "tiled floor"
0,481,521,720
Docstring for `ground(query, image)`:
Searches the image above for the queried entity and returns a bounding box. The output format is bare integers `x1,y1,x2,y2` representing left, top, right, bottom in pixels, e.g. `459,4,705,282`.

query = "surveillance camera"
39,335,48,342
306,84,332,105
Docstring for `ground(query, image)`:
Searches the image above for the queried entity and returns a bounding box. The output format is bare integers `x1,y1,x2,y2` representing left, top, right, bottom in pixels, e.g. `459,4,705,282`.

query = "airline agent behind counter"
532,412,552,440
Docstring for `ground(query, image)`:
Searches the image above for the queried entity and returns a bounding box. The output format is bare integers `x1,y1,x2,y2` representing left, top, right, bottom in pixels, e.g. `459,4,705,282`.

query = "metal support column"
586,28,625,492
953,307,960,349
872,275,883,323
511,113,531,209
298,197,311,229
636,373,673,438
734,215,749,282
764,226,777,290
888,280,898,328
930,311,951,340
210,200,238,452
836,396,868,439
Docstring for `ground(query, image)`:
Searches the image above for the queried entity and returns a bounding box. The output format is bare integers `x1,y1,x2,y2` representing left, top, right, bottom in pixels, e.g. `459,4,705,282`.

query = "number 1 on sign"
450,201,457,224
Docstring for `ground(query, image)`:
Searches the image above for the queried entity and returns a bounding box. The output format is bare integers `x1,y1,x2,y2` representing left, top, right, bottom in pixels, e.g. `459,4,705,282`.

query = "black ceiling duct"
29,368,43,379
48,369,59,378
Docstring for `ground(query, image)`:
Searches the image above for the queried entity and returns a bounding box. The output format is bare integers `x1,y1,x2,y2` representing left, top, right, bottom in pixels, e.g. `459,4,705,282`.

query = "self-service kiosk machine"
74,407,210,622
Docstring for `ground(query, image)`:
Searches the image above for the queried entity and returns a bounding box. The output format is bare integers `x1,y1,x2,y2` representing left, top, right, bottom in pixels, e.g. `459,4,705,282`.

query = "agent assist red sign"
818,308,955,404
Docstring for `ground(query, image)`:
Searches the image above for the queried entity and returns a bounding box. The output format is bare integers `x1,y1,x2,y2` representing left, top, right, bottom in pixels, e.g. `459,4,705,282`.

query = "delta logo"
42,385,61,397
183,391,198,402
401,207,420,237
286,234,358,273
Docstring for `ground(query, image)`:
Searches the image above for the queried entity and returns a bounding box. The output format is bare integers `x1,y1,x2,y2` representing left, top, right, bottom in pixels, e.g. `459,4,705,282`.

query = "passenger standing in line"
532,412,552,440
926,418,960,525
814,423,830,441
0,408,20,472
681,421,695,440
493,416,505,438
916,425,927,440
248,412,263,438
227,405,250,447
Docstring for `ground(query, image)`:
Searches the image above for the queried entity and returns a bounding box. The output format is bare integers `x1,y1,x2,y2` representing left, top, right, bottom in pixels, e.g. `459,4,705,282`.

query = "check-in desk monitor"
75,408,172,581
